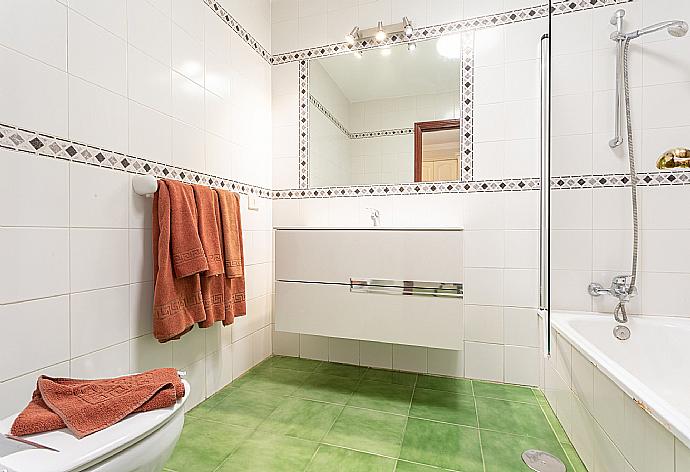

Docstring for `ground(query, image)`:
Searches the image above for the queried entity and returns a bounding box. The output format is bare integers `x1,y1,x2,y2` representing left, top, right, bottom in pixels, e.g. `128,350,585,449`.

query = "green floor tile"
316,362,366,379
324,407,407,457
258,397,343,441
472,381,538,404
196,387,282,429
394,460,442,472
480,429,572,472
399,418,483,472
165,418,252,472
307,445,396,472
269,355,322,372
409,388,477,427
293,373,361,404
416,375,473,395
218,432,319,472
562,443,588,472
476,397,555,440
363,368,418,386
348,380,414,415
540,400,570,444
237,366,311,395
186,390,230,417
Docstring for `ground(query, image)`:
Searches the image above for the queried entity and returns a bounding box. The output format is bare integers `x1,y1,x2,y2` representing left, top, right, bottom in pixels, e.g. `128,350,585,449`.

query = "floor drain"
521,450,566,472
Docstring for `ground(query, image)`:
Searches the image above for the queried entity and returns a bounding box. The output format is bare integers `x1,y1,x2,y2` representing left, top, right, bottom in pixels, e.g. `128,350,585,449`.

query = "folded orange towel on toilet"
10,369,184,439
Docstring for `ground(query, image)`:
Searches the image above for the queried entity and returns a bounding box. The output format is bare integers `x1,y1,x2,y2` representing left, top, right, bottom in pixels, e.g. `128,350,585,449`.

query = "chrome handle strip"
350,279,463,299
539,33,550,314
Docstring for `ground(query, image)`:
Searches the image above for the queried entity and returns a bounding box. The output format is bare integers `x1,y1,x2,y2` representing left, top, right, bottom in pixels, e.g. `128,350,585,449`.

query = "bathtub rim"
550,310,690,451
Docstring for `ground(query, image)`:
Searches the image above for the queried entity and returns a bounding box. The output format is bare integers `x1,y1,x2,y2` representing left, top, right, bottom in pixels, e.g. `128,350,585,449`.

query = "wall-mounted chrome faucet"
365,207,380,226
589,275,637,323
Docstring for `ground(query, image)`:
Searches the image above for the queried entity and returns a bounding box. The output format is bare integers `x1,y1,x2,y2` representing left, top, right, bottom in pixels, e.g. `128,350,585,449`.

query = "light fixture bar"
345,18,414,45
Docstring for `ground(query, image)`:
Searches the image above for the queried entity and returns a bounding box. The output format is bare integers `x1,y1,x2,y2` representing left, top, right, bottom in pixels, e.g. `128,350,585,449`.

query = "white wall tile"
70,228,129,292
0,296,70,381
0,362,69,420
328,338,359,365
172,119,206,170
70,163,129,228
130,333,173,372
127,0,172,65
68,10,127,95
0,150,69,227
172,72,204,128
252,325,273,365
172,24,204,86
464,268,504,306
130,281,154,338
70,341,130,378
464,341,504,382
502,307,539,348
273,328,300,357
392,344,427,373
0,46,68,137
300,334,329,361
127,46,172,115
71,285,130,357
231,334,254,379
68,76,128,153
171,0,205,42
504,345,539,386
69,0,127,39
428,348,464,378
0,0,67,70
0,228,70,303
359,341,393,369
465,305,503,344
205,344,233,395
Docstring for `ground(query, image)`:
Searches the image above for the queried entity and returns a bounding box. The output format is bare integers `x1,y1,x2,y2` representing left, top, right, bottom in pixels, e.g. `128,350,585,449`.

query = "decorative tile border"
299,61,310,188
460,32,475,181
203,0,272,65
0,122,273,199
309,94,414,139
271,0,631,65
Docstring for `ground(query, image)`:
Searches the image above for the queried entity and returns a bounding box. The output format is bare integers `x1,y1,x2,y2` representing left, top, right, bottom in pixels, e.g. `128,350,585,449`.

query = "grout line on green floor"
469,380,487,472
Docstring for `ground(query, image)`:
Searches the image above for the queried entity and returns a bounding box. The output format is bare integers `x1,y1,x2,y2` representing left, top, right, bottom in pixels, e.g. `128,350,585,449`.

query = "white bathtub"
551,311,690,451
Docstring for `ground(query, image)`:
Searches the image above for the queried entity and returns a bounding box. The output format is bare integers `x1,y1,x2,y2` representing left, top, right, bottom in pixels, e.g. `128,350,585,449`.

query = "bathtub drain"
614,325,631,340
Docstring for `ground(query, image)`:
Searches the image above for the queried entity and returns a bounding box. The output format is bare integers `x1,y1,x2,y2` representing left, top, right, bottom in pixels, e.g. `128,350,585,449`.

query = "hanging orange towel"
10,369,184,439
167,180,209,278
192,184,226,328
215,190,246,323
153,180,207,342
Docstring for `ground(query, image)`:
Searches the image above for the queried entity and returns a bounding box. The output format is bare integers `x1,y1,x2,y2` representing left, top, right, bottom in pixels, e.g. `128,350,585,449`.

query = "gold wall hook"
657,148,690,169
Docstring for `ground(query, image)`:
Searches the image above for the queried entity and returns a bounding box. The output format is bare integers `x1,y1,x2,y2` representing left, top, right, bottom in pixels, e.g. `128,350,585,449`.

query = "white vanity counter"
274,228,464,350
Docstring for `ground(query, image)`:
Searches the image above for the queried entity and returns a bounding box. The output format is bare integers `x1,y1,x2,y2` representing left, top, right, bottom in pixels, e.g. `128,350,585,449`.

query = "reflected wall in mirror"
414,119,461,182
306,35,465,188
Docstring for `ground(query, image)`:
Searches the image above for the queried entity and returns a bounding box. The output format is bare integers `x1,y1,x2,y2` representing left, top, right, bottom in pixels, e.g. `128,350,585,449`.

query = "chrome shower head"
667,21,688,37
623,20,689,40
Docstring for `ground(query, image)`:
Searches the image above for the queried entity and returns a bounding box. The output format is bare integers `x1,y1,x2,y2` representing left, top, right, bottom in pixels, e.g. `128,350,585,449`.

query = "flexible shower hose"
615,37,639,323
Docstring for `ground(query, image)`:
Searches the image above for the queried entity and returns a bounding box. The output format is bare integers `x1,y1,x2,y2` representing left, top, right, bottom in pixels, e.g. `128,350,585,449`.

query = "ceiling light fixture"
345,26,360,45
353,50,363,58
375,21,387,42
408,42,417,52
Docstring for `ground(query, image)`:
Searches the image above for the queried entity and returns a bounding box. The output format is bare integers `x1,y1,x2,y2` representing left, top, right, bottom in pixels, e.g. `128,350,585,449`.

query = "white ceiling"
316,37,462,103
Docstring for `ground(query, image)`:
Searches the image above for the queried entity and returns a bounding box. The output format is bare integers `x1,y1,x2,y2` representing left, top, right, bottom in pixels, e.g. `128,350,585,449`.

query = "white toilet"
0,379,189,472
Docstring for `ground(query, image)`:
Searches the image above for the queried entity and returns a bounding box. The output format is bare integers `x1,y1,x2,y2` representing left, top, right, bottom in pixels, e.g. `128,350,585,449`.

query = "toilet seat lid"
0,379,189,472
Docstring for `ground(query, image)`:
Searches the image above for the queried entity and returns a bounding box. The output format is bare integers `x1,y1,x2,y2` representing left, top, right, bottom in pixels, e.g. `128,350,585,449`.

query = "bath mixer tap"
365,208,380,227
588,275,637,323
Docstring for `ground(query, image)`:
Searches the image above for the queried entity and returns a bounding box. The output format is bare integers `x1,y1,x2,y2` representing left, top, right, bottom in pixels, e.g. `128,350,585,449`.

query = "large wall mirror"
305,35,467,188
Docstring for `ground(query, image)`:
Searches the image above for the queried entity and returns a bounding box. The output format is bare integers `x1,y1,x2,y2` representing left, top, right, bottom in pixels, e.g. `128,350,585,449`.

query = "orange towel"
167,180,208,278
153,180,207,342
10,369,184,439
192,185,226,328
215,190,246,323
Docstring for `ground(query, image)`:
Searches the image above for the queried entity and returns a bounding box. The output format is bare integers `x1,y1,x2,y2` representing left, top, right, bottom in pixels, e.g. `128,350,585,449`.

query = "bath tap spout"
614,300,628,324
